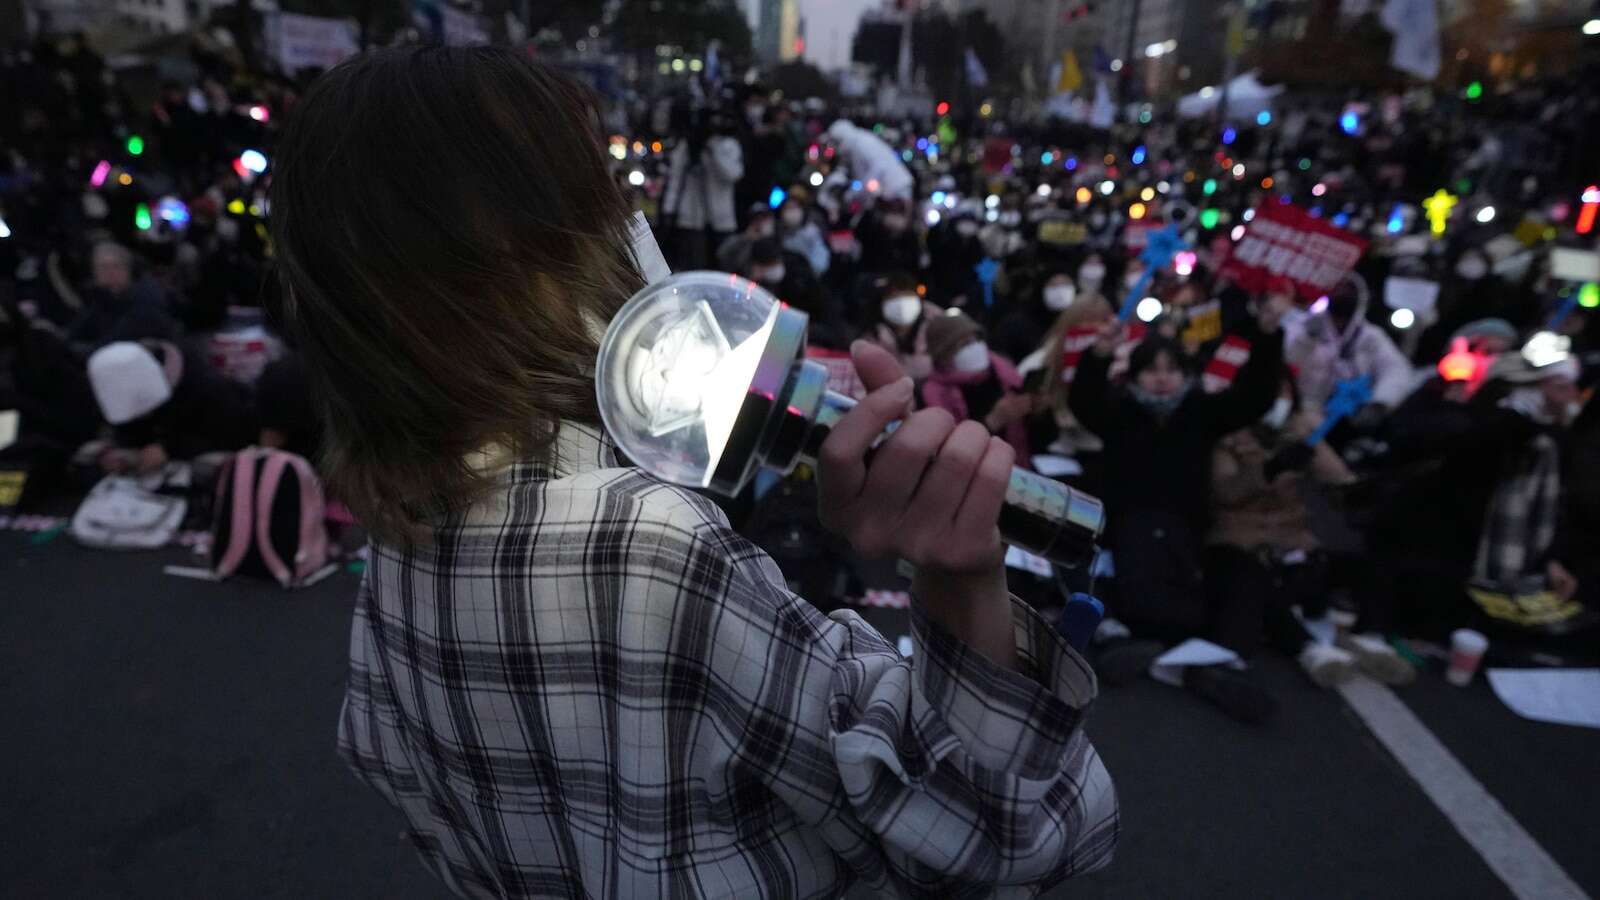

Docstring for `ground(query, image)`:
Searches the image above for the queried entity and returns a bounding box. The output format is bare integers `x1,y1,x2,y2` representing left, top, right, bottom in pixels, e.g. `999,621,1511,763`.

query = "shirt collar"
470,420,624,485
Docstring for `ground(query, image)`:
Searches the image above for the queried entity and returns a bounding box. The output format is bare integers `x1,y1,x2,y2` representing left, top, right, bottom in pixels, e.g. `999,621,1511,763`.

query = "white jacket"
1286,311,1414,410
826,120,914,201
662,137,744,232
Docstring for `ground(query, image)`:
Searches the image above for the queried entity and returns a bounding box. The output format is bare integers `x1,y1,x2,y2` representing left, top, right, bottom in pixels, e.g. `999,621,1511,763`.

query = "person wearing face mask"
776,194,830,277
1285,280,1412,430
856,198,923,277
1077,254,1108,294
716,203,779,273
992,270,1076,364
1067,293,1289,722
926,204,986,308
662,108,745,270
919,310,1034,460
864,272,941,381
1206,370,1415,689
744,238,845,350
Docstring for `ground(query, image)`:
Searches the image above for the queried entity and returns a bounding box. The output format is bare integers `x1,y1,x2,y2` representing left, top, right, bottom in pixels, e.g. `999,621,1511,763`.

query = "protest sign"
265,12,358,72
1219,202,1367,302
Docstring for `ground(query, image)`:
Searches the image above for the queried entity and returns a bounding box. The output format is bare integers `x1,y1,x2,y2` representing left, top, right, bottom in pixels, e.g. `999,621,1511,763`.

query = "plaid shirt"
338,423,1117,899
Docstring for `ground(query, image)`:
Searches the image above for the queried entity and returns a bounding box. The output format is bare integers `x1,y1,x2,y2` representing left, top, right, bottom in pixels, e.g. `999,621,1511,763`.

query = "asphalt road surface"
4,534,1596,899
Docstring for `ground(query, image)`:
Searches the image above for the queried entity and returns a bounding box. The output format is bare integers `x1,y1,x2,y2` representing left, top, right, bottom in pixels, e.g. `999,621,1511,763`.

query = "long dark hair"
270,46,644,540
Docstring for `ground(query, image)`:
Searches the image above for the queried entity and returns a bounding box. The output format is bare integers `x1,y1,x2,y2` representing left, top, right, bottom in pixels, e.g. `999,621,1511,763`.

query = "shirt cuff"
911,597,1098,780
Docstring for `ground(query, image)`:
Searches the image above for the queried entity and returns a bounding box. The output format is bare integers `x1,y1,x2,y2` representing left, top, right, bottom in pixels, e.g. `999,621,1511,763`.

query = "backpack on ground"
210,447,335,588
70,475,187,550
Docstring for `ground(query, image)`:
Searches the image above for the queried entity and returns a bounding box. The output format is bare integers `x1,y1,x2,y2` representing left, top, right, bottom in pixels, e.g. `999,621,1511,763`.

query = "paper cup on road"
1446,629,1488,686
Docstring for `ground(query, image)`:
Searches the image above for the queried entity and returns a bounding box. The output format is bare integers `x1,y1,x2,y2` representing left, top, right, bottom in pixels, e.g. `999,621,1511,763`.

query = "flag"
1380,0,1440,80
965,48,989,88
1090,78,1115,129
1056,50,1084,93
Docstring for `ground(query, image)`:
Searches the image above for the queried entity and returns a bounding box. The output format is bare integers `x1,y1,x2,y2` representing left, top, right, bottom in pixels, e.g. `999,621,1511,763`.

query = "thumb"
851,339,907,391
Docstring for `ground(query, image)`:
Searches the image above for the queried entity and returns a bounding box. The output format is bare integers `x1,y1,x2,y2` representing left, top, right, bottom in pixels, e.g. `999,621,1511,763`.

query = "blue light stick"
1117,224,1189,322
975,257,1000,310
1305,375,1371,446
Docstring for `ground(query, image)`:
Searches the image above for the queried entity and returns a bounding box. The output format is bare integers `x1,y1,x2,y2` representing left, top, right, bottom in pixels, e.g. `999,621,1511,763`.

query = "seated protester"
715,202,777,273
67,242,178,352
776,192,831,277
855,197,921,276
85,340,256,475
1069,295,1288,722
861,272,941,382
919,309,1033,460
924,202,985,307
993,269,1074,364
1206,369,1415,689
1285,279,1412,427
744,239,848,351
1021,287,1115,461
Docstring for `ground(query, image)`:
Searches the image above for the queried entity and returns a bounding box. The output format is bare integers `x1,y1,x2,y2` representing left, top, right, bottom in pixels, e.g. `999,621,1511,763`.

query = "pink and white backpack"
210,447,336,588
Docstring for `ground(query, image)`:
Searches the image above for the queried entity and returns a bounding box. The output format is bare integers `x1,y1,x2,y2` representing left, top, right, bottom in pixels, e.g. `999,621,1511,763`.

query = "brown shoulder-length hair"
269,45,643,541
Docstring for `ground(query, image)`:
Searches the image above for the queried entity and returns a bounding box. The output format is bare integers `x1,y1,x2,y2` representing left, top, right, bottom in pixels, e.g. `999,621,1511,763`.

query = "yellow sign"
0,470,26,508
1038,219,1087,246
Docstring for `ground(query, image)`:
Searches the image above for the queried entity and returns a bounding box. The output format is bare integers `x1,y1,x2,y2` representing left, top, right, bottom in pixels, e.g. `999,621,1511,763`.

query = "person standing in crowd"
661,108,744,270
862,272,940,382
1286,280,1412,427
1206,369,1415,688
855,197,921,276
271,47,1116,899
919,309,1034,459
1069,292,1289,721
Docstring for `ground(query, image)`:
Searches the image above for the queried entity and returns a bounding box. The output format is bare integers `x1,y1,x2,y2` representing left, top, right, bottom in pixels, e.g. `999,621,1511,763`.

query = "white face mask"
951,341,991,374
754,264,785,285
955,219,979,237
1079,263,1106,284
882,295,922,326
781,208,804,228
1456,256,1488,280
1262,397,1292,430
1044,283,1076,311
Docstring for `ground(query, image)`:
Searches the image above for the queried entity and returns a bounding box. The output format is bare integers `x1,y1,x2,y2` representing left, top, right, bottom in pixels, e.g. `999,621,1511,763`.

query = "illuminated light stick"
1304,375,1371,447
1117,224,1188,322
1423,189,1457,237
1577,185,1599,235
89,160,111,188
1438,337,1489,394
975,257,1000,310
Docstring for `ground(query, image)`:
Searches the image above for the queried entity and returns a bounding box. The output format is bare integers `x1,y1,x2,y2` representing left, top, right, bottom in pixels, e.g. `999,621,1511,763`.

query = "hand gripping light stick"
595,271,1106,568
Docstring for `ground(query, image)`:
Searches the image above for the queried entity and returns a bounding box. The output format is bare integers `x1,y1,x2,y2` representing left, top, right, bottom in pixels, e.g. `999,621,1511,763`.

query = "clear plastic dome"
596,271,781,488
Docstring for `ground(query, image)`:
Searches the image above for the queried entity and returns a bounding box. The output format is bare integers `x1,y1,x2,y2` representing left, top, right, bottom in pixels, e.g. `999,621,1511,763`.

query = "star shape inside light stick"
1118,223,1189,321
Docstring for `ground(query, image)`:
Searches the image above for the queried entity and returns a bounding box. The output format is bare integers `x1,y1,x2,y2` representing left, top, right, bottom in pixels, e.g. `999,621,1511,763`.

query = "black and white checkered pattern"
338,423,1117,899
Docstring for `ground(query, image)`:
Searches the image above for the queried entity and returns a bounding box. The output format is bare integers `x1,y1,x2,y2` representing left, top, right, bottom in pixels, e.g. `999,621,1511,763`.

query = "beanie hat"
925,309,983,366
88,341,177,424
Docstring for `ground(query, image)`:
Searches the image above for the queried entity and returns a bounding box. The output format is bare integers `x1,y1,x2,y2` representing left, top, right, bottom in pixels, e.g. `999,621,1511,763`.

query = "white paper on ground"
1032,454,1084,477
0,410,17,452
1004,545,1054,578
1150,638,1241,687
1486,668,1600,730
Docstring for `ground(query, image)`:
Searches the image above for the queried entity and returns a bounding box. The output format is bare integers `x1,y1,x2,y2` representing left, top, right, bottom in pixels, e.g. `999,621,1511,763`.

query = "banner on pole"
266,12,359,72
1218,203,1367,302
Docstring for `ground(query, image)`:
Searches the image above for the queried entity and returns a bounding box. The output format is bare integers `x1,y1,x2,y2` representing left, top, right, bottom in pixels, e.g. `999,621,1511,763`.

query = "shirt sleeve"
645,486,1118,898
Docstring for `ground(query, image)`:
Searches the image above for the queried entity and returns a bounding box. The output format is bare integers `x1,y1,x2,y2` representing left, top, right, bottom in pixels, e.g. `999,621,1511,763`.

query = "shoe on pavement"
1336,632,1417,686
1183,664,1279,724
1094,639,1165,687
1298,644,1357,688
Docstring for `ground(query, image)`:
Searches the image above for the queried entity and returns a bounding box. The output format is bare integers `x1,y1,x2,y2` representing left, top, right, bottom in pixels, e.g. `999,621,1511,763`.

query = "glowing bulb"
227,198,246,215
1578,283,1599,308
1232,163,1245,178
1099,180,1115,195
1312,183,1327,197
1340,111,1359,135
809,171,824,187
1476,206,1495,223
926,208,942,226
768,186,786,208
1522,330,1571,369
0,215,10,239
156,196,189,227
1311,295,1330,315
1037,184,1052,197
1200,208,1220,229
1465,81,1483,101
1203,179,1217,196
609,143,627,160
1174,251,1197,277
1257,111,1272,126
1243,208,1256,222
239,149,268,174
1221,127,1236,146
866,178,880,193
1157,181,1170,194
118,173,133,186
628,170,646,186
134,203,152,231
1584,18,1600,35
1135,297,1163,322
985,194,1000,209
1231,225,1246,241
126,135,144,156
1129,203,1147,220
249,104,269,122
1140,187,1156,201
1390,308,1415,329
90,160,111,188
1132,145,1147,165
1076,187,1092,204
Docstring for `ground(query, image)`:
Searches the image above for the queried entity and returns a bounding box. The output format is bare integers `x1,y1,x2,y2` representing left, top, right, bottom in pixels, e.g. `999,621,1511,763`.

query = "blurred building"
756,0,801,64
25,0,277,39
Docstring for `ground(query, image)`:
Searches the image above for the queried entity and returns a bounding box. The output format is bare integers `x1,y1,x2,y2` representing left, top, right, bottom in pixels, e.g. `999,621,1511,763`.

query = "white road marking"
1337,676,1591,900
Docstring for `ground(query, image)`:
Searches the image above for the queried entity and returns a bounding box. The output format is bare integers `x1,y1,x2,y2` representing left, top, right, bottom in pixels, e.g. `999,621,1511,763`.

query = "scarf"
1128,381,1192,419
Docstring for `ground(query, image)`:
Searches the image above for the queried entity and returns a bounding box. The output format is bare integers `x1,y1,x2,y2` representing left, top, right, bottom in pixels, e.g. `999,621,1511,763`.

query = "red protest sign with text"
1218,203,1367,302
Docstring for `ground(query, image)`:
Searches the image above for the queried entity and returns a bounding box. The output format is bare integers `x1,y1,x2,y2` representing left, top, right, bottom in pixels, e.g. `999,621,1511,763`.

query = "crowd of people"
2,31,1598,725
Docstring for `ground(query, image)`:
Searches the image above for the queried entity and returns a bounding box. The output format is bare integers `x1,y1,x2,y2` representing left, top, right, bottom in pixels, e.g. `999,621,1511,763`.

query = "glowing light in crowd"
768,187,786,209
1475,206,1496,224
931,191,946,206
1311,295,1330,314
1423,189,1457,236
1129,203,1147,220
126,134,144,156
1200,208,1220,229
1333,212,1350,228
1221,127,1236,146
1041,151,1054,165
1140,187,1156,201
1076,187,1092,204
985,209,999,222
1465,81,1483,101
1243,208,1256,222
1584,18,1600,35
633,141,645,155
1174,251,1198,277
0,215,10,239
1065,156,1078,170
1312,183,1327,197
979,102,993,117
609,143,627,160
1390,308,1415,329
1299,158,1312,171
1310,206,1324,218
670,58,685,72
1203,178,1217,196
249,105,269,122
850,180,863,191
118,173,133,186
156,196,189,227
1387,205,1406,234
248,203,262,217
240,149,268,174
1105,154,1116,166
926,208,942,226
936,101,950,115
1578,185,1600,235
985,194,1001,209
1037,184,1052,197
809,172,824,187
227,198,246,215
1579,283,1600,308
1232,163,1245,178
1261,177,1274,189
134,203,152,231
90,160,111,187
1136,297,1163,322
1099,180,1115,195
1523,330,1572,368
1158,181,1171,194
1439,338,1481,382
1132,145,1147,165
1110,58,1124,72
901,150,914,162
1231,225,1247,241
1139,109,1153,124
1340,111,1359,135
1257,111,1272,126
627,170,646,186
866,179,881,193
651,141,663,153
